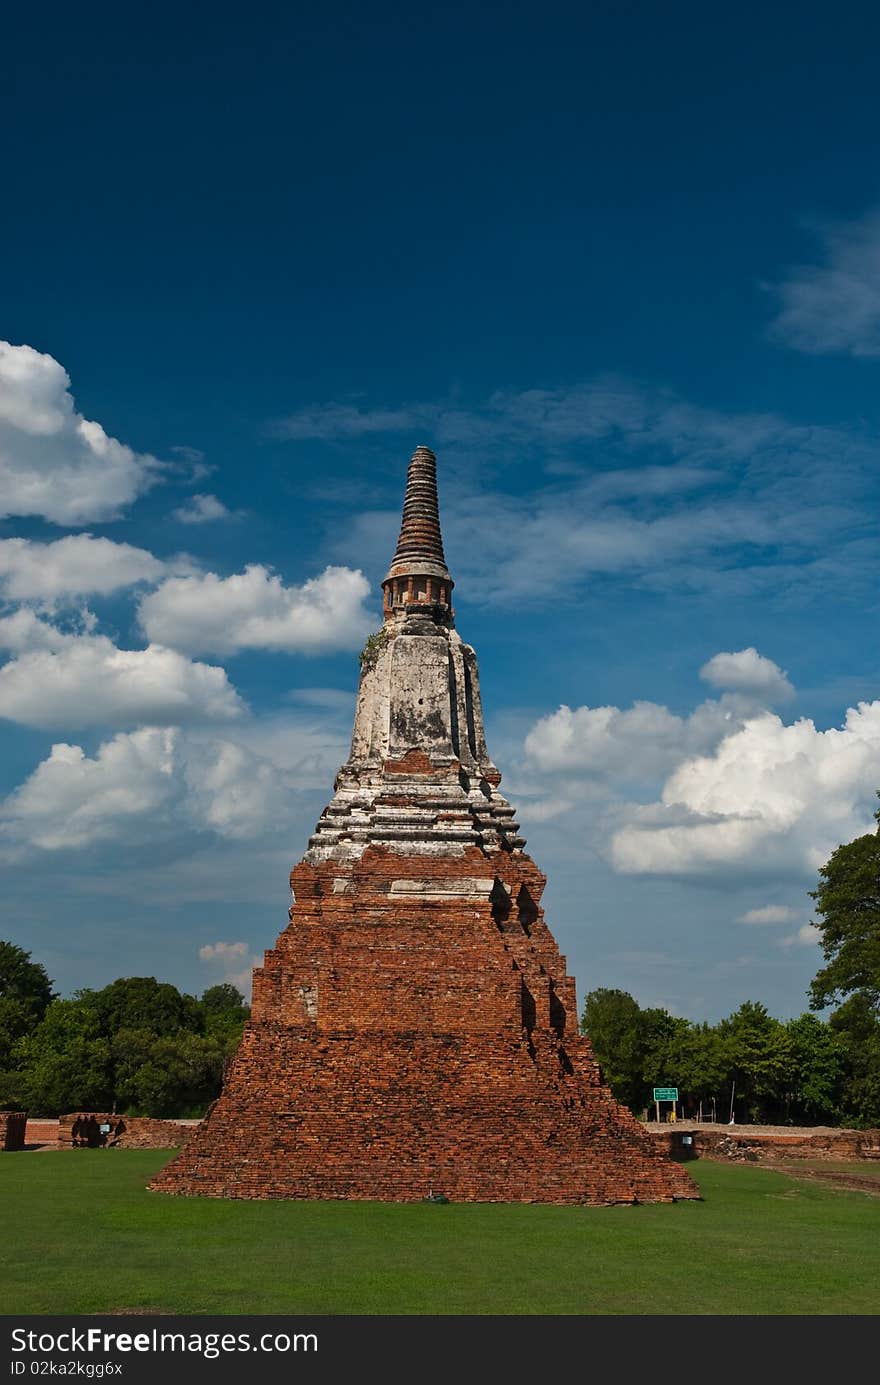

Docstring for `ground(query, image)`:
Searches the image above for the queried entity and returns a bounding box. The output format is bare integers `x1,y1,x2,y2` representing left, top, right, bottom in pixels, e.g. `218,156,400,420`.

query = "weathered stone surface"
152,446,696,1204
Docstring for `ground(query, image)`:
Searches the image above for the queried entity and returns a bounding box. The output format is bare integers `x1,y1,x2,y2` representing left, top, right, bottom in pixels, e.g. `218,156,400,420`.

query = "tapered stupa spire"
383,445,453,615
150,444,697,1209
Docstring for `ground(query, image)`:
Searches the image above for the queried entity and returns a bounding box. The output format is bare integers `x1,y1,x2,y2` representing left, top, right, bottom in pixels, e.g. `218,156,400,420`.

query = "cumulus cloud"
524,697,739,781
0,339,161,523
139,563,373,656
1,725,295,852
171,493,233,524
0,608,83,652
183,739,289,838
699,648,794,703
769,210,880,357
780,923,821,948
0,617,243,728
738,904,800,926
521,649,880,883
198,940,260,997
610,701,880,877
199,940,249,964
0,535,164,602
1,728,177,849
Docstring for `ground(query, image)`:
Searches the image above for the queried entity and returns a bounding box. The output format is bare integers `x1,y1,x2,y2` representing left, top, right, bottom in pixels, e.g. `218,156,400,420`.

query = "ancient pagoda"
152,447,695,1204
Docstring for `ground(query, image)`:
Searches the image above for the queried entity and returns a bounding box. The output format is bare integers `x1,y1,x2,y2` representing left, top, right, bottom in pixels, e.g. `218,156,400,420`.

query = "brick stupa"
152,447,696,1204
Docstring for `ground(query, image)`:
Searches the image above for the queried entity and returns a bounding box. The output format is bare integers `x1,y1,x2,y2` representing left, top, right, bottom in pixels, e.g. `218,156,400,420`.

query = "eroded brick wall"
0,1111,27,1151
152,845,697,1204
58,1114,196,1148
649,1124,880,1162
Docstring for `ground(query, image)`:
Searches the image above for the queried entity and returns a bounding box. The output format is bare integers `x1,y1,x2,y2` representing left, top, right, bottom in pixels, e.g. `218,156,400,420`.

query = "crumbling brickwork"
154,846,694,1202
0,1111,27,1151
650,1124,880,1163
24,1119,59,1146
59,1114,195,1148
151,447,697,1205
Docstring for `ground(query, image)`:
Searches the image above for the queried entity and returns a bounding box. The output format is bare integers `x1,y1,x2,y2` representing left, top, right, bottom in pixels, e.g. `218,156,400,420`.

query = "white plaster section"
306,610,523,865
388,634,455,761
389,877,496,898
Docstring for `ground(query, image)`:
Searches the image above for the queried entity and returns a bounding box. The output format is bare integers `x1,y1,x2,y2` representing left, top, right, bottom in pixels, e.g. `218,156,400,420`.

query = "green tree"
86,976,202,1038
717,1001,792,1122
0,953,249,1119
12,998,112,1115
200,984,250,1048
783,1013,845,1123
809,809,880,1012
656,1021,729,1116
0,941,56,1068
201,983,245,1015
829,994,880,1126
111,1028,229,1117
580,988,647,1109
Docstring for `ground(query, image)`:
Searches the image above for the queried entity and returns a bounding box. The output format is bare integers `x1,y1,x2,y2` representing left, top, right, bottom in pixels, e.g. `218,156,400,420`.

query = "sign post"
653,1087,679,1123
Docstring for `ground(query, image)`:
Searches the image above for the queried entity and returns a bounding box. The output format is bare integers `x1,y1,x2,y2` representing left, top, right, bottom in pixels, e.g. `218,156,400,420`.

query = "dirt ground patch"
764,1160,880,1197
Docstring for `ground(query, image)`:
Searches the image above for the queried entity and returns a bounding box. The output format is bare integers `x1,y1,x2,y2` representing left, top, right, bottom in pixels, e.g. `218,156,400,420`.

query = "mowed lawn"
2,1151,879,1315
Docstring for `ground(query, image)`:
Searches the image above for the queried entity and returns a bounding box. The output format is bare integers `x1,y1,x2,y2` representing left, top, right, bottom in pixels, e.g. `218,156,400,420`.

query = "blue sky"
2,1,880,1019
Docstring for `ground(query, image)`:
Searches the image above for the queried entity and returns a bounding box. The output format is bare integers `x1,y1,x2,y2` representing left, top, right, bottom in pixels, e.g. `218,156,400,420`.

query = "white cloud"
1,725,297,852
769,210,880,357
199,940,249,963
0,618,243,728
198,940,260,997
0,535,164,602
738,904,800,926
139,563,373,656
524,697,739,781
700,647,794,703
780,923,821,949
0,608,82,652
307,377,877,605
610,701,880,876
520,649,880,884
1,728,177,849
170,445,213,483
171,493,233,524
183,740,289,838
0,340,161,523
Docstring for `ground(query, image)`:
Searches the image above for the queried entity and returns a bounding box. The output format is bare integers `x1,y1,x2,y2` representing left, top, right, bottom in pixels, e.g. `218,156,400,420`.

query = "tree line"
1,798,878,1123
0,948,249,1118
580,989,880,1126
581,803,880,1126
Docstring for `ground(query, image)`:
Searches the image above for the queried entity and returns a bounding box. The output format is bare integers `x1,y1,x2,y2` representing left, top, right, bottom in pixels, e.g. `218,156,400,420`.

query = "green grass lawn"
2,1151,878,1315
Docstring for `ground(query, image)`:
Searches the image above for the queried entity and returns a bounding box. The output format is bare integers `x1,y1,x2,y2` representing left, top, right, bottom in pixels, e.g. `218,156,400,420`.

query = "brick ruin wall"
0,1111,27,1151
152,846,697,1204
23,1119,59,1146
56,1115,196,1149
649,1124,880,1163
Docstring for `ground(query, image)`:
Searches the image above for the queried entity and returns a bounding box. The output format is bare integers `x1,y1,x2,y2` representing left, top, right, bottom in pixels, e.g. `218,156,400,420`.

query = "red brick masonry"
0,1111,27,1151
23,1119,59,1146
649,1123,880,1162
52,1115,196,1148
152,846,697,1204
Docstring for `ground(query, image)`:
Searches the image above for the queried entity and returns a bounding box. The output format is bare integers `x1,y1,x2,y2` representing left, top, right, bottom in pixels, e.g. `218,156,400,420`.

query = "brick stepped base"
152,846,697,1205
151,1025,693,1203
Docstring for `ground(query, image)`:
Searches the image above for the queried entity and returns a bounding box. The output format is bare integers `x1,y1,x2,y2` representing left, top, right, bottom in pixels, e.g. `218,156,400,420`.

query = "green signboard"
653,1087,678,1101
